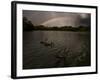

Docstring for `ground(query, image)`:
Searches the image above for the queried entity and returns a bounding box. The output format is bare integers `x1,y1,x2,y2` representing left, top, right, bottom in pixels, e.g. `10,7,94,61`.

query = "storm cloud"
23,10,91,27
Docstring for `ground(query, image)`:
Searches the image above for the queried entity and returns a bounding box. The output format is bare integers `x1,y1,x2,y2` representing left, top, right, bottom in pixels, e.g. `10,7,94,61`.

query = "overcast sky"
23,10,91,27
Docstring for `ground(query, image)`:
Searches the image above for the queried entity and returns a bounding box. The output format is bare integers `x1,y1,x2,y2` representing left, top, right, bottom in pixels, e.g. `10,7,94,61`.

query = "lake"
23,31,90,69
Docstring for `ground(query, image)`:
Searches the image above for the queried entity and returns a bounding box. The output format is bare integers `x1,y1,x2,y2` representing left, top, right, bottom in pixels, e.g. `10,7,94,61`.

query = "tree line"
23,17,90,31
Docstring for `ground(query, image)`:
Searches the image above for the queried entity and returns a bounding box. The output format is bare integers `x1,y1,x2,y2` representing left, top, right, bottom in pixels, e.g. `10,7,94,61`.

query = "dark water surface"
23,31,90,69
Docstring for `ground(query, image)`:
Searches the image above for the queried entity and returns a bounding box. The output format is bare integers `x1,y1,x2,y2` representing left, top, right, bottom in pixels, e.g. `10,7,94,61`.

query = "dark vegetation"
23,17,90,31
53,43,90,67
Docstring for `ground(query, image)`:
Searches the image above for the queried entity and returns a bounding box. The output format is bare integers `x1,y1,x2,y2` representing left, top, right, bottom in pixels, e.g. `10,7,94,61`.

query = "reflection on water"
23,31,90,69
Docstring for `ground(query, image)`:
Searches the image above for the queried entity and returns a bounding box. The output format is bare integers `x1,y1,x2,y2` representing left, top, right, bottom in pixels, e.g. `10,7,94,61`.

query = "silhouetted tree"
23,17,34,31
